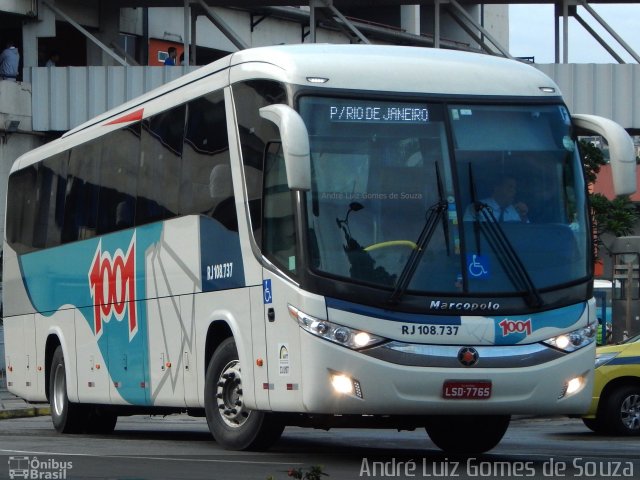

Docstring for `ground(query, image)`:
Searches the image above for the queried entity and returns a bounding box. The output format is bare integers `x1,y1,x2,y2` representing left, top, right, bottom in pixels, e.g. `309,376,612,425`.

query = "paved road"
0,414,638,480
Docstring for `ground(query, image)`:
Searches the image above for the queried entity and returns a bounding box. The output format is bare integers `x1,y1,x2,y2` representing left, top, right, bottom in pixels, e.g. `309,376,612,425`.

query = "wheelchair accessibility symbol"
467,254,490,279
263,279,273,304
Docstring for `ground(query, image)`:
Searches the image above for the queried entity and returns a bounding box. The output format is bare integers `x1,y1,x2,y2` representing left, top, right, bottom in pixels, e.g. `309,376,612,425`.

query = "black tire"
49,346,88,433
601,385,640,436
204,337,284,450
582,417,606,434
85,407,118,434
426,415,510,454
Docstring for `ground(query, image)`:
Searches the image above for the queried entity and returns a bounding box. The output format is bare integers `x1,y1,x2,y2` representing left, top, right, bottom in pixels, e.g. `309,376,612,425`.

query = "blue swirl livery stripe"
326,298,587,344
492,302,586,345
19,224,163,406
326,297,462,325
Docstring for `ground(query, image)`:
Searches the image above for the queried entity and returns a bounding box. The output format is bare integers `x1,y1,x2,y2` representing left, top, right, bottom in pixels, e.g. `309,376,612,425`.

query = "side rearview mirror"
572,114,636,196
259,104,311,191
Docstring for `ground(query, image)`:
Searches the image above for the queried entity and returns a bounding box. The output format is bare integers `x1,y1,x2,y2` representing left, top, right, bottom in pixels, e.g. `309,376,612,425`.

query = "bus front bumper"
298,333,594,416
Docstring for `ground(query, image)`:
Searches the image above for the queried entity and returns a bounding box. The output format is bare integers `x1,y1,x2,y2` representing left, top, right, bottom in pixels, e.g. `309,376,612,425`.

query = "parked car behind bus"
582,334,640,435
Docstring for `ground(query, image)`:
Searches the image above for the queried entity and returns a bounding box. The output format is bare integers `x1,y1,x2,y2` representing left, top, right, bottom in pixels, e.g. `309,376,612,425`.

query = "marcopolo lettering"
430,300,500,311
89,234,138,340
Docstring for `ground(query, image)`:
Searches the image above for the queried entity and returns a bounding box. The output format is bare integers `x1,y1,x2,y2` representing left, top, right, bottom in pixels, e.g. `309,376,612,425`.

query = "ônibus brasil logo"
88,233,138,340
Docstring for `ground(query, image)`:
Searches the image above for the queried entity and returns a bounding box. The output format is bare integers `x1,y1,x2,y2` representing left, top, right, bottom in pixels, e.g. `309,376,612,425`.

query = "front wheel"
582,417,606,434
601,386,640,435
426,415,510,454
204,337,284,450
49,346,88,433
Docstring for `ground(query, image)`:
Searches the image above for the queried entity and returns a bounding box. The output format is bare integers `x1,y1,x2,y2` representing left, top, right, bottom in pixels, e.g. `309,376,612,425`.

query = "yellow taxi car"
582,333,640,435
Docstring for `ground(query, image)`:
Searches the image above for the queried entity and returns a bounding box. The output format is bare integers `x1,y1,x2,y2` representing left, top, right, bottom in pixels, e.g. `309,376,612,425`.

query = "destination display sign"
328,103,430,124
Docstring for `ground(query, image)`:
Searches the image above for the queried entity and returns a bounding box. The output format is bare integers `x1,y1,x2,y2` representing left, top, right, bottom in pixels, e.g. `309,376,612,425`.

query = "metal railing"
21,63,640,133
25,66,199,132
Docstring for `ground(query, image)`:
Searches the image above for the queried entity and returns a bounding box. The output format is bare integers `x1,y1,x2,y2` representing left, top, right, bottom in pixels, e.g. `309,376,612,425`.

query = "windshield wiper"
388,163,447,305
468,166,543,309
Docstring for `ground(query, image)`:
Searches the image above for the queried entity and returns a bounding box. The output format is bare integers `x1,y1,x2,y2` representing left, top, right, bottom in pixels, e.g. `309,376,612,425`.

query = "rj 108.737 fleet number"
401,325,459,335
206,262,233,280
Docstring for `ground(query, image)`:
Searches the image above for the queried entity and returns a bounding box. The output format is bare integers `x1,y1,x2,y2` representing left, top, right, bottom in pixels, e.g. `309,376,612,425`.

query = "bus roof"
11,44,562,173
230,44,561,98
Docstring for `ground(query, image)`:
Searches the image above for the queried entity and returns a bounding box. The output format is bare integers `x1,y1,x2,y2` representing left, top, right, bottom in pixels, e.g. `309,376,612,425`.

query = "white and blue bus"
3,44,636,453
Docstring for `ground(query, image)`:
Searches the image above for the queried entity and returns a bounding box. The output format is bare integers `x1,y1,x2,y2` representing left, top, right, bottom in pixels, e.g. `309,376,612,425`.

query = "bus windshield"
300,96,589,296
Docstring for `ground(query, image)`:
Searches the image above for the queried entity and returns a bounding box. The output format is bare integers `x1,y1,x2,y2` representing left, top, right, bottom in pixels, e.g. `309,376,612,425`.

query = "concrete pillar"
97,1,121,66
562,0,569,64
0,81,47,245
183,0,190,67
401,5,420,35
22,0,56,68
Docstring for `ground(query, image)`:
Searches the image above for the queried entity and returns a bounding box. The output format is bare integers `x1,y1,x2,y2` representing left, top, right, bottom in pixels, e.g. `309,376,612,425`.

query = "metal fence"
26,65,199,132
0,324,5,389
24,64,640,133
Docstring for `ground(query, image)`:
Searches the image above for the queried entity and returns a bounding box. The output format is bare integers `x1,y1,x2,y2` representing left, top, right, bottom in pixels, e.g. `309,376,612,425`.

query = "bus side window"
207,164,237,231
64,141,101,242
232,80,287,248
33,153,69,249
181,90,236,231
263,142,296,273
136,105,185,226
6,166,38,254
97,123,139,234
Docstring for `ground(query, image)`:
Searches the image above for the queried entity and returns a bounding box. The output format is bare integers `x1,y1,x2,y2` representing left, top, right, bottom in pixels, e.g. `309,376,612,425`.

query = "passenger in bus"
115,199,134,229
463,175,529,223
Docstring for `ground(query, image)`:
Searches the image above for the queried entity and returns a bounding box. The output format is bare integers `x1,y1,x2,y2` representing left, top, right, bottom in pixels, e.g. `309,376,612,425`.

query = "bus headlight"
543,324,596,352
288,305,386,350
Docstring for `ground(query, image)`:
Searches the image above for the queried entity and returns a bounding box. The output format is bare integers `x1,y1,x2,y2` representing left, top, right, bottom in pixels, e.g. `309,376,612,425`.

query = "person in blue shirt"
0,41,20,81
464,175,529,223
164,47,177,66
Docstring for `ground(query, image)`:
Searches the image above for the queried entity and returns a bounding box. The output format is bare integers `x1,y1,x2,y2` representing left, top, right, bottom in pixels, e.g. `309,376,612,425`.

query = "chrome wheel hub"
620,394,640,431
216,360,250,428
53,364,66,417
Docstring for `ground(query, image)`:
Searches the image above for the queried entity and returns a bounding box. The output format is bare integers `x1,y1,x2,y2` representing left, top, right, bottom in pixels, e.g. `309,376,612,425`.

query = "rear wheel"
204,337,284,450
85,407,118,434
426,415,510,454
601,386,640,435
50,346,88,433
